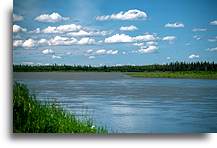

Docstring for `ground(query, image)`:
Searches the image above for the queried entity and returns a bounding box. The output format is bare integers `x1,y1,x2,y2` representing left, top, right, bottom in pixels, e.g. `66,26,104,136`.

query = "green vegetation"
13,82,107,133
13,61,217,72
127,71,217,79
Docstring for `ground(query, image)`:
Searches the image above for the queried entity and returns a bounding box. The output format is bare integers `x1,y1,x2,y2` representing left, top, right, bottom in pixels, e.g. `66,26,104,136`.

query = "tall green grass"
127,71,217,79
13,82,107,133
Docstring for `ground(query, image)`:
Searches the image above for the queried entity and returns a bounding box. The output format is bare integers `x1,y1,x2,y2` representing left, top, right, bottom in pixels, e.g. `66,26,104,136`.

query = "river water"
14,72,217,133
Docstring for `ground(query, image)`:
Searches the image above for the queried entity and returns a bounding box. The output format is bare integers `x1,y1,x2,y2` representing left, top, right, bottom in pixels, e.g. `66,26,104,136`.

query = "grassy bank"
126,71,217,79
13,82,107,133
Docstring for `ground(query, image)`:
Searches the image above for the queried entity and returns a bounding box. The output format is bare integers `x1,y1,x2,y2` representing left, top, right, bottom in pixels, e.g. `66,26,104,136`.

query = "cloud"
207,47,217,52
42,49,54,54
104,33,156,43
38,39,48,45
48,36,77,46
138,45,158,53
42,24,82,33
86,49,119,57
162,36,176,42
95,49,106,55
22,39,37,48
189,54,199,59
193,35,201,40
13,14,23,21
96,9,147,21
106,50,118,55
30,28,41,33
22,61,34,65
105,34,132,43
208,37,217,42
88,56,95,59
133,42,144,46
77,37,96,45
165,22,184,28
13,40,24,47
67,30,109,37
35,12,69,23
192,28,207,32
52,55,62,59
14,38,49,48
13,35,97,48
13,24,27,33
120,25,138,31
166,57,171,60
146,41,158,46
210,20,217,25
86,49,93,53
48,36,96,46
95,49,118,55
133,34,156,42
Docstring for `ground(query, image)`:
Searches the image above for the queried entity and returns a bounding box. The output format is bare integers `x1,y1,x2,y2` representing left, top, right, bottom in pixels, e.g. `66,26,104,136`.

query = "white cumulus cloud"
120,25,138,31
42,24,82,33
95,49,106,55
210,20,217,25
38,39,48,45
13,39,37,48
30,28,41,33
95,49,118,55
13,40,24,47
193,35,201,40
162,36,176,41
67,30,109,37
146,41,158,46
13,24,27,33
52,55,62,59
165,22,184,28
133,42,144,46
35,12,69,23
48,36,77,46
42,49,54,54
189,54,199,59
105,34,133,43
106,50,118,55
104,33,156,43
138,45,158,54
77,38,96,45
88,56,95,59
86,49,93,53
22,39,37,48
96,9,147,21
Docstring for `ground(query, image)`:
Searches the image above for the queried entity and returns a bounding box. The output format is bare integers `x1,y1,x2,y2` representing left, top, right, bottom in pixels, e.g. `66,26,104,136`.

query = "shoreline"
126,71,217,80
13,82,108,133
13,71,217,80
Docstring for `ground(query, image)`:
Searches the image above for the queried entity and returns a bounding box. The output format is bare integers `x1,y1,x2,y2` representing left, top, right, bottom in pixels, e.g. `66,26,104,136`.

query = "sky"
13,0,217,66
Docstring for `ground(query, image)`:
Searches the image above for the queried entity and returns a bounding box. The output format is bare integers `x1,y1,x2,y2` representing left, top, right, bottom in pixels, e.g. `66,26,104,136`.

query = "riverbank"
13,82,107,133
126,71,217,79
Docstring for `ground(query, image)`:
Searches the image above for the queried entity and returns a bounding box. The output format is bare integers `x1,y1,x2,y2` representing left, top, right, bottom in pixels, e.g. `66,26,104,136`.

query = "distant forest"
13,62,217,72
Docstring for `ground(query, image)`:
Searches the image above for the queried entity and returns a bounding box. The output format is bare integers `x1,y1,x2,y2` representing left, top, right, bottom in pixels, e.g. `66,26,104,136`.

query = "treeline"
13,61,217,72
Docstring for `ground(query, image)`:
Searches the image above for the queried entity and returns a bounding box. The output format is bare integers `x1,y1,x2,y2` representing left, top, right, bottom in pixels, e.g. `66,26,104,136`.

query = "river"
14,72,217,133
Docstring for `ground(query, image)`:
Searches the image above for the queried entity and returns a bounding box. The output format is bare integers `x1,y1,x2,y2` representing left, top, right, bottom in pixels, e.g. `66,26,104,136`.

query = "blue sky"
13,0,217,66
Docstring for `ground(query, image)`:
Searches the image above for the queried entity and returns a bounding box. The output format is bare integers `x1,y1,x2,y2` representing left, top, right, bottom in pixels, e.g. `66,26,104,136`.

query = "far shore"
126,71,217,79
13,71,217,80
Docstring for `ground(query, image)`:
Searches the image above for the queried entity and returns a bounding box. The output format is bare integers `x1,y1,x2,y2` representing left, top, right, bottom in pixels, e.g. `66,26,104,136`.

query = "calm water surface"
14,72,217,133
